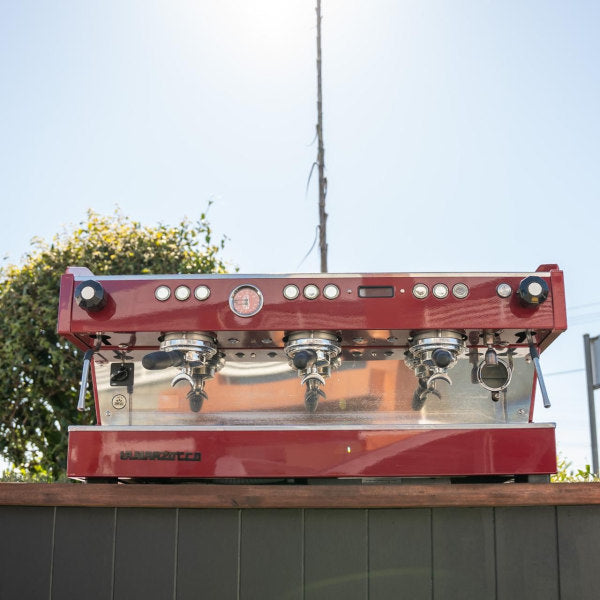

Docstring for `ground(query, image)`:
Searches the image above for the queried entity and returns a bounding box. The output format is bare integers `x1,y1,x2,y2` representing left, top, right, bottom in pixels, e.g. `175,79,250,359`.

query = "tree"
0,209,230,479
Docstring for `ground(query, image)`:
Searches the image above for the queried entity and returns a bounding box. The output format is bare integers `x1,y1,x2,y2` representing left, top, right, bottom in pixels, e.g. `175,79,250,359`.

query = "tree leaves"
0,209,230,479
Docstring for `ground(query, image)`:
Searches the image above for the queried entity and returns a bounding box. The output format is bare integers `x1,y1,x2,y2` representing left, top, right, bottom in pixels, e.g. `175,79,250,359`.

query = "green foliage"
551,454,600,482
0,209,230,479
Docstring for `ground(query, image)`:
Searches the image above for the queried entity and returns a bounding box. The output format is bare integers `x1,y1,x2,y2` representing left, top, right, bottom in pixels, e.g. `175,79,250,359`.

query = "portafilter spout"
284,331,341,412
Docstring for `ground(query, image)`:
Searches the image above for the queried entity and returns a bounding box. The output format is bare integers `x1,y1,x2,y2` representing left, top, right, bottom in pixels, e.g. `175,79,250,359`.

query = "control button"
283,284,300,300
452,283,469,299
155,285,171,301
496,283,512,298
174,285,191,301
413,284,429,299
303,284,320,300
194,285,211,301
75,280,107,312
432,283,449,299
323,284,340,299
517,276,549,306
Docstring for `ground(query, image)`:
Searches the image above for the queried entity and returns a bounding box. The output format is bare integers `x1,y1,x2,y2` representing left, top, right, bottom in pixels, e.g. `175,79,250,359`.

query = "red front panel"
67,426,557,479
59,271,566,349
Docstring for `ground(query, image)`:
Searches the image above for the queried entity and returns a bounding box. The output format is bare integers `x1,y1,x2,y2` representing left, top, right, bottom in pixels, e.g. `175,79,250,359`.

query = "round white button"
413,284,429,299
433,283,449,299
323,284,340,299
452,283,469,299
194,285,211,301
497,283,512,298
155,286,171,301
174,286,191,301
283,284,300,300
303,284,320,300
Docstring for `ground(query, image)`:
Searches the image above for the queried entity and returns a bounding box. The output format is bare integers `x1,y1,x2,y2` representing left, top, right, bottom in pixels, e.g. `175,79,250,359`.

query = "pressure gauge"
229,285,263,317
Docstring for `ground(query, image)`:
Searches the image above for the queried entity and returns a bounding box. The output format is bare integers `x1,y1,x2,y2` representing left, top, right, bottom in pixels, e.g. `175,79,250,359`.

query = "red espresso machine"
58,265,566,482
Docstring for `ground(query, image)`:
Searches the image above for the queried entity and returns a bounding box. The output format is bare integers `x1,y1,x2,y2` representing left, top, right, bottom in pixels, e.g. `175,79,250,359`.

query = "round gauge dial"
229,285,263,317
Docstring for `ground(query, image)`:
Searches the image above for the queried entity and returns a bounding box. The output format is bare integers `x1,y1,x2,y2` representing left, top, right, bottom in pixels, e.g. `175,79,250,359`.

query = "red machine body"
59,265,566,481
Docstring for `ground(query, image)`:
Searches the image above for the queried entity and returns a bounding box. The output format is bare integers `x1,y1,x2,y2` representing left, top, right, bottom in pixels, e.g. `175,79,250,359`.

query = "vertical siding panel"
304,509,368,600
113,508,176,600
432,507,495,599
240,509,303,600
557,505,600,600
0,506,54,600
495,506,558,600
51,507,115,600
176,508,239,600
368,508,432,600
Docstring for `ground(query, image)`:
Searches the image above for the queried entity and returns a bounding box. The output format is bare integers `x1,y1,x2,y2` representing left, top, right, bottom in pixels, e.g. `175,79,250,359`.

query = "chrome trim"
69,422,556,432
75,271,554,282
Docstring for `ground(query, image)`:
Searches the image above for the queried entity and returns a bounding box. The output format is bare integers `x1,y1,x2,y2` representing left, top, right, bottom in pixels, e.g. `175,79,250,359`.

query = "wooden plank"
495,507,559,600
240,509,303,600
304,509,368,600
557,505,600,600
52,507,115,600
113,508,176,600
368,508,432,600
432,508,495,599
176,509,239,600
2,482,600,509
0,506,54,600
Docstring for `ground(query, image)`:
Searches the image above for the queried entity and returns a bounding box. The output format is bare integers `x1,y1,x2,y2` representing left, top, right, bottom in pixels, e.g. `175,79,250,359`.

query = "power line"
545,368,584,377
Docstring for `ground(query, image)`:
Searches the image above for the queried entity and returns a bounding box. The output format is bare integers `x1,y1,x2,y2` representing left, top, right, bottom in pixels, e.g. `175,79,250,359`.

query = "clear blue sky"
1,1,599,469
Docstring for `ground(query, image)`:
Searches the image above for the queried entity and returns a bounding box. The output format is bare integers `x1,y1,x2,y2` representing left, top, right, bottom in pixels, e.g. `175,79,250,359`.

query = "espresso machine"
58,264,566,481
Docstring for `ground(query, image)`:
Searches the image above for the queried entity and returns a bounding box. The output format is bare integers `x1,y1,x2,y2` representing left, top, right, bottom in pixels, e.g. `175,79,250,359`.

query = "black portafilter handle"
142,350,186,370
292,350,317,370
432,349,453,369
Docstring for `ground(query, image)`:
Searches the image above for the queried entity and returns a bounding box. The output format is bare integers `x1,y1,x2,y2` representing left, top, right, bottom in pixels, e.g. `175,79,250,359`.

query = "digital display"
358,286,394,298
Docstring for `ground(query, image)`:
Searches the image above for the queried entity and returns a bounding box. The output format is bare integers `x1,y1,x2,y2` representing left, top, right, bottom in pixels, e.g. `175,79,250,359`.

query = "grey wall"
1,505,598,600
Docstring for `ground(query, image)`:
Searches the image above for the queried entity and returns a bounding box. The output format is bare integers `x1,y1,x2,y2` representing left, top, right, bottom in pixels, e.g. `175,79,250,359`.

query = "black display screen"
358,286,394,298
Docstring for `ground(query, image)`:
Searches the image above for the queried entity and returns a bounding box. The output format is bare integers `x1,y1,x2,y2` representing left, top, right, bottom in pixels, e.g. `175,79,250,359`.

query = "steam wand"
77,338,102,411
527,331,551,408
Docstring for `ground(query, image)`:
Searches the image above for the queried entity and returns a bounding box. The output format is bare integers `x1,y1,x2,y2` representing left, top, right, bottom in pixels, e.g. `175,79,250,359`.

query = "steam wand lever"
527,331,551,408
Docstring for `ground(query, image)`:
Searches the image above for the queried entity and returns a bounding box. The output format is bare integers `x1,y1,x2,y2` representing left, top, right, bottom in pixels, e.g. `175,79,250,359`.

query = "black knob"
517,276,549,307
432,349,453,368
74,280,107,312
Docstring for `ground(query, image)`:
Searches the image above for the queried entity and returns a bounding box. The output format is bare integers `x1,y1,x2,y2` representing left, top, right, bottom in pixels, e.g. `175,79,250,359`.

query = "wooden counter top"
1,481,600,508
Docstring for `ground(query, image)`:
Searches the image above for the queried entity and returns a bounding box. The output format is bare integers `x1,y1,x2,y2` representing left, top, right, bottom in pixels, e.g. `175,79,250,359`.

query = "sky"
1,1,599,470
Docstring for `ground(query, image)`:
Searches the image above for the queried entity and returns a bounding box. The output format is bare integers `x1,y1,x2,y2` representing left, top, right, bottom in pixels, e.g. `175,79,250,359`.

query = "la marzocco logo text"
120,450,202,462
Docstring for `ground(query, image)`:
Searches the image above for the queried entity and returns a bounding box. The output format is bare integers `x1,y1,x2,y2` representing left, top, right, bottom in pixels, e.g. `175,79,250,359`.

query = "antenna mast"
316,0,328,272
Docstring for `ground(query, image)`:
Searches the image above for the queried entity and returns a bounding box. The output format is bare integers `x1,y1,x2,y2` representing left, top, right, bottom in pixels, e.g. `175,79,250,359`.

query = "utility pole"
316,0,328,272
